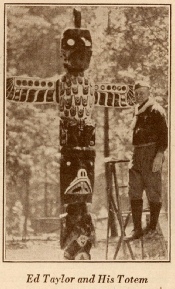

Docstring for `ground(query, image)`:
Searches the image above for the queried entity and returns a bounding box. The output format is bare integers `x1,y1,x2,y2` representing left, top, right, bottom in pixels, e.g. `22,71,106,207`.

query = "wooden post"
104,107,118,237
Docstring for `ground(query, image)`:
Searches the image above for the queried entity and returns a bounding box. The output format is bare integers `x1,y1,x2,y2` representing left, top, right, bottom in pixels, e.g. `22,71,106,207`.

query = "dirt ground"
5,214,168,262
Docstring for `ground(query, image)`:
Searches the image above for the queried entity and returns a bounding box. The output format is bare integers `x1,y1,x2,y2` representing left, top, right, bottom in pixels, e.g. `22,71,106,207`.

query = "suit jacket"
132,99,168,152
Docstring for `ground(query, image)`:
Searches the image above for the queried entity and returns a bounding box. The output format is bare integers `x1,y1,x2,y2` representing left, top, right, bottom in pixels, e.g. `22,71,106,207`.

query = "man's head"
135,81,150,105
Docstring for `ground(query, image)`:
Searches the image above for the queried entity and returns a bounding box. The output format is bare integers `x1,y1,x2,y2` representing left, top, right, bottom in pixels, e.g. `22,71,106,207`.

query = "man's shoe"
143,202,162,238
124,199,143,241
144,229,158,239
123,229,143,241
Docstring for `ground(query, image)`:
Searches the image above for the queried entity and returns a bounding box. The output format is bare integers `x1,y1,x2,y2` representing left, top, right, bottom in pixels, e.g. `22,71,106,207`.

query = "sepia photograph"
5,4,170,262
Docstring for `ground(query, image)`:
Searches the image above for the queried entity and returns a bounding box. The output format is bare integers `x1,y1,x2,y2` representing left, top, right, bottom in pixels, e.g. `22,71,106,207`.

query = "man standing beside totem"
124,81,168,241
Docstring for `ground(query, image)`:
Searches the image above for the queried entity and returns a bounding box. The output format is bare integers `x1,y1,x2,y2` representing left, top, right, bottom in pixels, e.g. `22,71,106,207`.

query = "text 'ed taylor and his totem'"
26,274,148,284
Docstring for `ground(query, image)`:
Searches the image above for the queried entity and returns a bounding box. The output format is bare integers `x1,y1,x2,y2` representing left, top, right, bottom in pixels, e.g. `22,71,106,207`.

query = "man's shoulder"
148,101,166,117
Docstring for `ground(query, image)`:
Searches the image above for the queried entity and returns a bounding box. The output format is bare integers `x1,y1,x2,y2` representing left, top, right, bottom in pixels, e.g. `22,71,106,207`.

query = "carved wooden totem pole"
6,9,135,260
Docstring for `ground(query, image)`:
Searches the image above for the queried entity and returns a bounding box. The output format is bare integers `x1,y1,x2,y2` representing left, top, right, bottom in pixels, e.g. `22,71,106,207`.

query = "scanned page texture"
1,1,175,289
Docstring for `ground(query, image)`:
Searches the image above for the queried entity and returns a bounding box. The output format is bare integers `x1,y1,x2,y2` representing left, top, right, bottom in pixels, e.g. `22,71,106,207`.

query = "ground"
5,214,168,261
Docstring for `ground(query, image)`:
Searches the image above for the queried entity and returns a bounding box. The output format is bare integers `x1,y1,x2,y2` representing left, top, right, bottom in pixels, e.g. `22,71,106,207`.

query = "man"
124,81,168,241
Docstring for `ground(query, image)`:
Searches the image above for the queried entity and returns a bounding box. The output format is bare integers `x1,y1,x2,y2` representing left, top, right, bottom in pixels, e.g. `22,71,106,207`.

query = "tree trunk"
23,169,30,240
44,162,48,217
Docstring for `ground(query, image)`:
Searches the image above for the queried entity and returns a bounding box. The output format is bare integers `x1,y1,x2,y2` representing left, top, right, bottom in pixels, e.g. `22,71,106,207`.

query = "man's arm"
152,107,168,172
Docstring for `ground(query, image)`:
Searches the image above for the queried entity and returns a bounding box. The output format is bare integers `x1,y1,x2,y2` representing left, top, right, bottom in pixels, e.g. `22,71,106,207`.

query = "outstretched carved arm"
6,76,59,104
94,82,135,108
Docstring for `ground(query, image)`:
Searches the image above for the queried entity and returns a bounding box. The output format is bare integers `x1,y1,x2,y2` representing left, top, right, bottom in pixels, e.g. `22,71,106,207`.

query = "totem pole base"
60,202,95,260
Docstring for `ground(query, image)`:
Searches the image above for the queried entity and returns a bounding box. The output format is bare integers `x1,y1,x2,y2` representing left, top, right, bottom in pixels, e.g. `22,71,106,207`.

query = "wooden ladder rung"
112,185,128,188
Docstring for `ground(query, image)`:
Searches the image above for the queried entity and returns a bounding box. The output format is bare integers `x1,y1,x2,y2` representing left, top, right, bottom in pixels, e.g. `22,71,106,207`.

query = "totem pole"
6,9,135,260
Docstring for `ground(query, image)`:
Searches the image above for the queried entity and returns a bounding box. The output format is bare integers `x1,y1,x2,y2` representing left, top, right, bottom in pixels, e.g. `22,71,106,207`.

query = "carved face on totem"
60,148,95,204
61,28,92,72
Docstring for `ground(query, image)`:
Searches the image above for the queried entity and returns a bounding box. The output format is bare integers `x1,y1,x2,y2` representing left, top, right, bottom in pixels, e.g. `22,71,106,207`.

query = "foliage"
6,102,60,236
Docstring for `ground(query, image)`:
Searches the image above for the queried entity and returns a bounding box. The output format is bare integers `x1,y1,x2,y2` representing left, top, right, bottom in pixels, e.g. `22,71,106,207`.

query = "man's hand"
152,152,164,172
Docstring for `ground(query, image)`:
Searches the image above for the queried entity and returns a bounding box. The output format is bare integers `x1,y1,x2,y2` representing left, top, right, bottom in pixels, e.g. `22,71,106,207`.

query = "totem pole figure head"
61,9,92,73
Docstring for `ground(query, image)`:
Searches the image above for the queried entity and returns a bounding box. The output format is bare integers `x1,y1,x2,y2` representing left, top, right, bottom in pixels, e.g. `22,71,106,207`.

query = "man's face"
135,87,149,105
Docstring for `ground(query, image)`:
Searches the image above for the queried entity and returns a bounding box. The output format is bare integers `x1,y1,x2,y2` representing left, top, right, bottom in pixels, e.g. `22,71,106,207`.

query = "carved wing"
6,77,135,108
6,77,59,104
94,83,135,108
